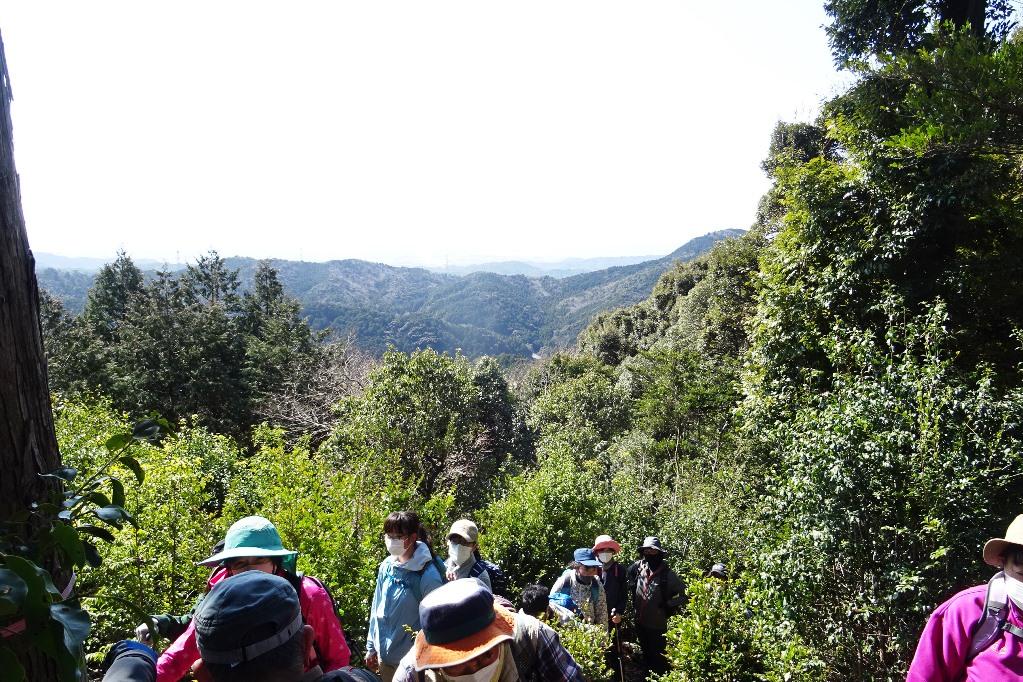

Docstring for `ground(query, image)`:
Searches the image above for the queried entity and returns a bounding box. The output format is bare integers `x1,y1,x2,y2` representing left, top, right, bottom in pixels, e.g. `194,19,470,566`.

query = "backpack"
470,559,509,597
968,571,1023,660
412,554,448,600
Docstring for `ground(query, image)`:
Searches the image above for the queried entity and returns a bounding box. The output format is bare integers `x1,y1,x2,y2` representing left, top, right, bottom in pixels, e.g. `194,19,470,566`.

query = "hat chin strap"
201,612,304,666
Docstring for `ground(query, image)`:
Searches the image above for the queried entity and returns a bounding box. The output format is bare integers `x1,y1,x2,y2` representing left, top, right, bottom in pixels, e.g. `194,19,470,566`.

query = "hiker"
366,511,445,682
105,571,376,682
594,534,627,623
550,548,609,626
156,516,351,682
594,535,627,680
626,537,684,678
446,519,492,591
134,539,226,645
907,515,1023,681
392,578,518,682
707,563,728,580
515,584,585,682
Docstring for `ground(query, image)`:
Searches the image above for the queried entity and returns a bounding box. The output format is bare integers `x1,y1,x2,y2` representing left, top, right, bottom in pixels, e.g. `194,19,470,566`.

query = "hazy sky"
3,2,847,267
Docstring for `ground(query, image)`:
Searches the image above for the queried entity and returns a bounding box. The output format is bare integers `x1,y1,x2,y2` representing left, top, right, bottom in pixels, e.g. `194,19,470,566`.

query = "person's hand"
611,612,622,625
191,659,214,682
366,651,379,671
134,623,152,643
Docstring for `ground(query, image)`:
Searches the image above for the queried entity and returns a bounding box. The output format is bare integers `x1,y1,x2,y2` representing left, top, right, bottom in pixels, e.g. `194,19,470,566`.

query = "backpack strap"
968,571,1013,661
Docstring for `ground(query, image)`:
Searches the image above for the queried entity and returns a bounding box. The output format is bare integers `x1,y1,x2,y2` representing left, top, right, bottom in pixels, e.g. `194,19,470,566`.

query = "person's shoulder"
299,575,334,599
931,583,987,621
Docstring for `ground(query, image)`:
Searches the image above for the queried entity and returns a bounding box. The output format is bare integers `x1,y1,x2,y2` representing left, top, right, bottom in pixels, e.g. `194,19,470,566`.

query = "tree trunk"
0,29,65,681
937,0,987,36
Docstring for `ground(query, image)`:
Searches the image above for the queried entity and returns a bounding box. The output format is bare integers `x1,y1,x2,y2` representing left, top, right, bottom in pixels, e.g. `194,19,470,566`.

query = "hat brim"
638,546,667,555
983,538,1021,567
578,559,602,567
198,547,298,567
413,606,515,671
593,540,621,553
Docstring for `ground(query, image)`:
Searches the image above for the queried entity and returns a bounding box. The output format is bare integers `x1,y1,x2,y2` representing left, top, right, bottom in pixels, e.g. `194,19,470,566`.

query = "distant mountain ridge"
430,254,662,278
37,229,745,357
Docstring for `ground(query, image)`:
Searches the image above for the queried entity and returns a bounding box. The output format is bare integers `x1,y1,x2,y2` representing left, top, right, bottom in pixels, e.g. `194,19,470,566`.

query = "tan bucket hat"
983,515,1023,567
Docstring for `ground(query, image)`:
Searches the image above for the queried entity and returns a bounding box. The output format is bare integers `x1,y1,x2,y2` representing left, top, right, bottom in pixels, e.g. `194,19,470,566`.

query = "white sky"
3,1,846,267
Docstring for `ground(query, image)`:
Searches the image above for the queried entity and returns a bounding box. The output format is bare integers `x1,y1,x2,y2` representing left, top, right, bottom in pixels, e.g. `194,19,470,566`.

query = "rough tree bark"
0,29,66,681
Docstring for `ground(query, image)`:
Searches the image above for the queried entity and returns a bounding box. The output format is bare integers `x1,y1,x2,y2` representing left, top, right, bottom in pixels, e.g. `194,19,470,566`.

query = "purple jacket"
907,583,1023,681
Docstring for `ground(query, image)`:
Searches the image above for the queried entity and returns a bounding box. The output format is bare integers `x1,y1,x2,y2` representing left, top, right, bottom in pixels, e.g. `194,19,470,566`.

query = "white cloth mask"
1006,574,1023,609
385,537,406,557
443,646,504,682
449,541,473,566
598,551,614,564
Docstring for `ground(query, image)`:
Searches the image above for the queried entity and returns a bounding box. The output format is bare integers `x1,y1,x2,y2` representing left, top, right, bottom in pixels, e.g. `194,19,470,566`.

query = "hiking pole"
611,609,625,682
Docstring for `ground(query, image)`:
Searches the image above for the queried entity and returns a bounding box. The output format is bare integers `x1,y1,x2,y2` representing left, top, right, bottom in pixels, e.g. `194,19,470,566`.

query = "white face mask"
385,537,407,557
598,551,614,564
443,646,504,682
1006,574,1023,608
449,541,473,566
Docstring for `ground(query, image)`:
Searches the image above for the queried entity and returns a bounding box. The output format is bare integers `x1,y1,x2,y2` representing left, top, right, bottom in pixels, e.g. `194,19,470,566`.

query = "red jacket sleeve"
301,577,351,670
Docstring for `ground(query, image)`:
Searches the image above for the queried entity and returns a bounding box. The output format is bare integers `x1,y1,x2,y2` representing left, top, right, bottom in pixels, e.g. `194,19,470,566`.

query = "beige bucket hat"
983,515,1023,567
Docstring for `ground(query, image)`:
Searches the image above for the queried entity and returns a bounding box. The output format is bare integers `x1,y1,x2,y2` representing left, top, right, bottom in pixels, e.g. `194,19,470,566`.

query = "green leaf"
118,456,145,484
83,492,111,508
0,644,26,682
104,433,132,452
2,555,59,622
50,523,86,568
110,478,125,509
93,505,136,529
50,603,91,657
132,419,163,441
77,525,116,543
0,567,29,617
82,541,102,568
40,467,78,483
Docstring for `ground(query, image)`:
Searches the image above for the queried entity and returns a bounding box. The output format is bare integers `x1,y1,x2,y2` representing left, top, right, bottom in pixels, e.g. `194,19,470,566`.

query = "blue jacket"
366,541,445,665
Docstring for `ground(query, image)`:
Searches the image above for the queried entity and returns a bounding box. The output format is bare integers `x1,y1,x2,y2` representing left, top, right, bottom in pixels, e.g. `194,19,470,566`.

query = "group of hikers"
100,511,699,682
101,510,1023,681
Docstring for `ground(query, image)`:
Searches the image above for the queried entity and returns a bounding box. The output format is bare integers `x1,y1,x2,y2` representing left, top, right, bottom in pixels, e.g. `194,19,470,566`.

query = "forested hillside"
37,229,742,358
4,1,1023,680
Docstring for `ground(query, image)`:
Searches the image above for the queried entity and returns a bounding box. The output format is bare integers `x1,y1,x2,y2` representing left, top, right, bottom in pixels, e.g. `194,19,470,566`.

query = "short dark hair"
383,510,422,538
204,625,304,682
521,584,550,617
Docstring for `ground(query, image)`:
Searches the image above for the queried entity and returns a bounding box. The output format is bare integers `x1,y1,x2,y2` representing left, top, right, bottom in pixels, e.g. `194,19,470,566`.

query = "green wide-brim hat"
198,516,298,567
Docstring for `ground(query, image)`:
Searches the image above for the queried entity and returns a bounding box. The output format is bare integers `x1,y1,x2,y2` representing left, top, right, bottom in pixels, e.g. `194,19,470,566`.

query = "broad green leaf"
50,523,86,568
40,467,78,483
104,433,132,452
82,541,102,568
76,524,116,543
132,419,163,441
50,603,91,656
118,456,145,484
110,478,126,509
0,568,28,617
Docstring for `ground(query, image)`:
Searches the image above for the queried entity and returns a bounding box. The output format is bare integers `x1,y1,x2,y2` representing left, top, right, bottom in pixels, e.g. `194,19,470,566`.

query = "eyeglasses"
224,557,273,573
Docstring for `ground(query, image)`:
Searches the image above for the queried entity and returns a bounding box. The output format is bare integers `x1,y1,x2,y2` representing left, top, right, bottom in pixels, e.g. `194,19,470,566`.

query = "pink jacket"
907,583,1023,681
156,569,350,682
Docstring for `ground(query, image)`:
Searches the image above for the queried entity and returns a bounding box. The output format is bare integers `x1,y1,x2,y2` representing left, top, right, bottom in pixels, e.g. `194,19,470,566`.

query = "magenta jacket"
907,583,1023,681
156,568,350,681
